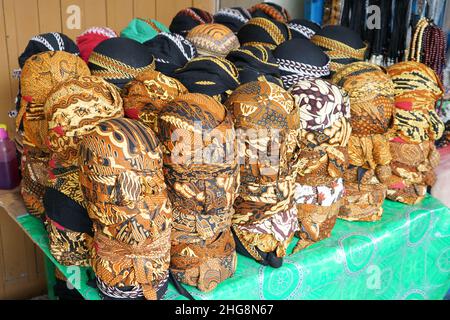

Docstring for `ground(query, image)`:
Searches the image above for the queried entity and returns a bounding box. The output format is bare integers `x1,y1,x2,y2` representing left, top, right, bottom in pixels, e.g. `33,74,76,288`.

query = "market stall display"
3,1,449,301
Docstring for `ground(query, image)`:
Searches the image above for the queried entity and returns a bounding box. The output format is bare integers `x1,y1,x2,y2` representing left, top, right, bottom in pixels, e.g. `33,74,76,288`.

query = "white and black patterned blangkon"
277,57,331,89
288,22,316,39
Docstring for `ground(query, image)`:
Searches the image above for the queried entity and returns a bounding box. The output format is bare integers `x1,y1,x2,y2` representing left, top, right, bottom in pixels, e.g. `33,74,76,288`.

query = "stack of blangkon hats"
12,1,446,301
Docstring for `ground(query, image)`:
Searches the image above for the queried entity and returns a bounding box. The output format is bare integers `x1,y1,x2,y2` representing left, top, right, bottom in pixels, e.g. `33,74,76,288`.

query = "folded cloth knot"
170,229,236,292
94,228,171,300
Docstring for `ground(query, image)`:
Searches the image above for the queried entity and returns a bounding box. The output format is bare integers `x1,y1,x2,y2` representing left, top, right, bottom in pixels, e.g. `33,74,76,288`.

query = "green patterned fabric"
17,196,450,300
120,18,169,43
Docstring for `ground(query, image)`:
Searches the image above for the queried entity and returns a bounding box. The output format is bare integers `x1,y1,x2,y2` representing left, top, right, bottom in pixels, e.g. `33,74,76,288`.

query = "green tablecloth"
17,196,450,300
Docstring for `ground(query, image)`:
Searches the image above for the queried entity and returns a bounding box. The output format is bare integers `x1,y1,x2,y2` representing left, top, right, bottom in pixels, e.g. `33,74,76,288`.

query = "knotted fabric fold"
290,79,351,252
157,93,240,291
79,118,172,300
225,81,300,267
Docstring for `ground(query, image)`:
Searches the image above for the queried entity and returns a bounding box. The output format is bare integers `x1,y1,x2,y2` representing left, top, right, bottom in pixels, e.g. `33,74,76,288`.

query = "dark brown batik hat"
79,118,172,300
157,93,240,292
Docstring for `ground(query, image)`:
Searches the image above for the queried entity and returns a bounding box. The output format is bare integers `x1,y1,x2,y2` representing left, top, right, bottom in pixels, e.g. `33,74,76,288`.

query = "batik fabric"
157,93,240,292
186,23,240,57
289,79,351,252
332,62,396,221
44,75,124,266
122,70,188,133
79,118,172,300
17,51,90,218
225,81,301,268
386,61,444,204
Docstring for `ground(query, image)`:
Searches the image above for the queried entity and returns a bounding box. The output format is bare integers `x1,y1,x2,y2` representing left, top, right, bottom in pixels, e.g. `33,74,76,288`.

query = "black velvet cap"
174,56,240,103
213,7,252,33
44,187,93,235
88,37,155,89
18,32,79,68
144,32,197,77
237,17,292,50
273,39,331,89
169,7,214,37
226,44,282,86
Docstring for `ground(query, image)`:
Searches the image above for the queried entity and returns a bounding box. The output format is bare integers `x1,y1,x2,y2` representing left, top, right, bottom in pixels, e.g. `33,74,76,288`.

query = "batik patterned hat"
19,51,90,152
157,93,240,292
43,75,123,269
225,81,301,268
79,118,172,300
122,70,188,133
289,79,351,252
332,62,396,222
384,61,444,205
387,61,445,144
17,51,90,218
186,23,240,57
45,76,124,170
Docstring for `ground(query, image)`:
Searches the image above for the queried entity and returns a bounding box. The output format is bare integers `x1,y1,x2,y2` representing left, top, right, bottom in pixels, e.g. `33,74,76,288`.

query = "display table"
1,189,449,300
